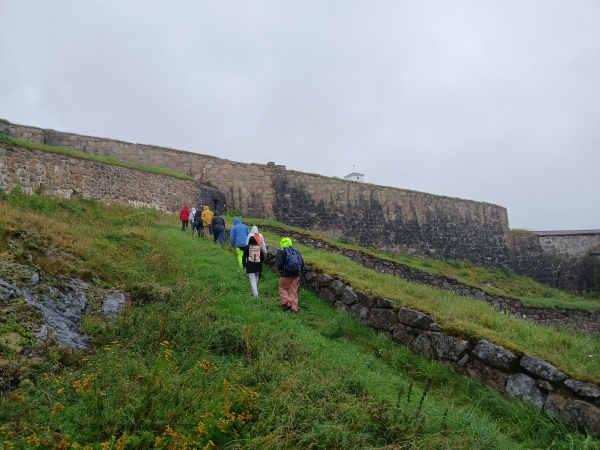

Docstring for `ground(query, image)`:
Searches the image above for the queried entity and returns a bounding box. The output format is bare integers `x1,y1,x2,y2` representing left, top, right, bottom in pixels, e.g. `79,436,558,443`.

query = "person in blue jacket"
230,218,249,268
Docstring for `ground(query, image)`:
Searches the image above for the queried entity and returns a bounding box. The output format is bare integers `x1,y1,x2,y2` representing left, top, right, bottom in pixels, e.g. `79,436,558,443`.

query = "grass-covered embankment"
0,191,599,448
248,218,600,311
0,134,194,181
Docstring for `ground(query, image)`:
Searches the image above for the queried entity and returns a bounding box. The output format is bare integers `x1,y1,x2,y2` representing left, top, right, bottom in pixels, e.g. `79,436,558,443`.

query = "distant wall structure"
0,142,226,215
4,122,599,291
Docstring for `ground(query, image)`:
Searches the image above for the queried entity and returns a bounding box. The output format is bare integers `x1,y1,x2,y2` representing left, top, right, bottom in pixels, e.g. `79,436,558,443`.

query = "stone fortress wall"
3,122,599,291
0,142,226,214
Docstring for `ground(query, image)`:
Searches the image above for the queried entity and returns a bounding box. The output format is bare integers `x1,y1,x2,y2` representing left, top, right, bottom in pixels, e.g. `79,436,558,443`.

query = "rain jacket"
180,205,190,221
211,212,225,232
201,206,214,226
190,208,197,224
246,226,267,254
230,218,249,248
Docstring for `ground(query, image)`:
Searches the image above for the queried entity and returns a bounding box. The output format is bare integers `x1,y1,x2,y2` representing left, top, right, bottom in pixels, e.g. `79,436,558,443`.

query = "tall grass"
0,193,599,448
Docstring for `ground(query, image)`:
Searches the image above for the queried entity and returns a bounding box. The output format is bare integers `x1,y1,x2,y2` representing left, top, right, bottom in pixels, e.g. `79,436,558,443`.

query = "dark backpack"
284,247,302,272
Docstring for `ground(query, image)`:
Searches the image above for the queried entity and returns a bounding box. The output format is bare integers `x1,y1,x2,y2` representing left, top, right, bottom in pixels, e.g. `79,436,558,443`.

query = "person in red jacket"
179,205,190,231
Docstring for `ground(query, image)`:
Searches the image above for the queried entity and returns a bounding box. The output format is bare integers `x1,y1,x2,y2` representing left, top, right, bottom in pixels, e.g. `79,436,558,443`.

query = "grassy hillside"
1,191,599,448
247,218,600,311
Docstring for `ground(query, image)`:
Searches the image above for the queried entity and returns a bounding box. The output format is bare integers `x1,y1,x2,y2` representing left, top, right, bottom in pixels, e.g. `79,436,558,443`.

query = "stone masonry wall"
510,231,600,292
0,143,227,214
262,225,600,334
263,247,600,436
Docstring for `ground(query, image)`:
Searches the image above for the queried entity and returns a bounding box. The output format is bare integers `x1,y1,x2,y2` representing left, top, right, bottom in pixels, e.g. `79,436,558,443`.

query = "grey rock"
466,359,510,392
22,281,90,351
536,379,555,391
333,301,348,311
545,393,600,436
506,374,547,411
429,333,471,362
0,123,9,136
391,323,418,346
317,273,332,287
348,303,370,321
397,307,433,330
357,291,375,308
304,271,317,282
429,323,443,332
564,379,600,399
369,308,398,330
330,280,345,296
519,354,568,382
30,272,40,286
320,288,337,305
340,286,357,305
102,291,127,320
472,339,518,372
375,297,397,309
0,278,20,301
457,354,469,367
411,332,433,358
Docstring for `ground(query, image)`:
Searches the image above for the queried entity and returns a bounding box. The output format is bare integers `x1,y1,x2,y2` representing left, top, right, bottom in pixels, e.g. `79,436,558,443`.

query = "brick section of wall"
0,143,226,214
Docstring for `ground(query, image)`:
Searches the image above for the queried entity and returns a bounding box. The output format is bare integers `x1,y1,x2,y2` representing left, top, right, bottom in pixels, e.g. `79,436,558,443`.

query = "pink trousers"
279,277,300,312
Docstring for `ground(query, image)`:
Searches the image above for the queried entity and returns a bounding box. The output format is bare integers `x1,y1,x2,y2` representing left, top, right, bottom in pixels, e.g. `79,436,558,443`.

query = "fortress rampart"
3,122,599,291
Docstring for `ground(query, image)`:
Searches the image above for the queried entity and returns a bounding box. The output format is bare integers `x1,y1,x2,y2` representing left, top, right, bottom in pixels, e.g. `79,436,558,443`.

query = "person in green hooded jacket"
276,237,304,313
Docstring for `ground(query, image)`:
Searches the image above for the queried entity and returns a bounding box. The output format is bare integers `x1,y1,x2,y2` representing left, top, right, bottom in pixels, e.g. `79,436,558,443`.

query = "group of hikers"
179,205,305,313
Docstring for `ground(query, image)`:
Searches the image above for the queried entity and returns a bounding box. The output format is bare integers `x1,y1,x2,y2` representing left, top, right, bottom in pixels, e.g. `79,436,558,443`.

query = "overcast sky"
1,1,599,230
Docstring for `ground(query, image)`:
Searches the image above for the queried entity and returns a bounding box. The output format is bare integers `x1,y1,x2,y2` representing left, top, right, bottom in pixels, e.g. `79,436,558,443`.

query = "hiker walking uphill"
242,235,265,297
189,207,197,236
230,218,249,268
211,211,226,246
180,205,190,231
201,206,213,240
277,237,305,313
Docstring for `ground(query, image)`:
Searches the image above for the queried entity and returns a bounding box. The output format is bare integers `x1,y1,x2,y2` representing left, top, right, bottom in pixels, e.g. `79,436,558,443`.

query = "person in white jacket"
246,226,267,254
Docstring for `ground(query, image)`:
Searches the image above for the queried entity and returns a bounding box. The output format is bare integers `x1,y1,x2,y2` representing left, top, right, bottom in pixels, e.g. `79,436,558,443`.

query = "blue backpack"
284,247,302,272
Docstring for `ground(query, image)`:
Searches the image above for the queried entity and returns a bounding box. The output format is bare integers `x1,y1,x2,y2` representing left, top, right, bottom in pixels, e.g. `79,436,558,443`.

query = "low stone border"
264,246,600,436
262,226,600,335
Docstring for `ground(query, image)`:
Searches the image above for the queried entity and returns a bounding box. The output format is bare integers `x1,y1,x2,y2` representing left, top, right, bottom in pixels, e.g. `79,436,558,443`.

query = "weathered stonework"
0,143,226,214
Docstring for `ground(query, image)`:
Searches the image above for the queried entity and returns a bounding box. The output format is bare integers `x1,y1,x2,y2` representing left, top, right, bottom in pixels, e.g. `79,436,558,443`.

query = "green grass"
244,218,600,312
1,192,599,448
0,134,195,181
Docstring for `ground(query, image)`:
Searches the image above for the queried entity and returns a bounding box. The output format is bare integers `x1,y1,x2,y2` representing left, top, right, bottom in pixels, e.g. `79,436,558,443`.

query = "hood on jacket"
251,226,258,234
191,207,196,214
280,237,293,249
182,205,188,211
204,206,209,211
233,218,242,225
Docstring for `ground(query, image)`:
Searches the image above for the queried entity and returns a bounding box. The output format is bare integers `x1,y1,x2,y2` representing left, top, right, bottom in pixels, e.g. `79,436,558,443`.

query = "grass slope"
0,193,599,448
0,134,194,181
247,218,600,311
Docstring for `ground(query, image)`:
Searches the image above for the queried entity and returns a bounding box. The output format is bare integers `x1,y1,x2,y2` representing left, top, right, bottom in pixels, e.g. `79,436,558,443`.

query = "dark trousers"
181,220,188,231
213,229,224,245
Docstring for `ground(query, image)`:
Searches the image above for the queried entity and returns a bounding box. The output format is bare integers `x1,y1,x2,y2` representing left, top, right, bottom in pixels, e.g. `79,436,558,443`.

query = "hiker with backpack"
246,226,267,279
230,218,250,268
192,206,203,238
190,207,197,236
276,237,305,313
242,235,266,297
179,205,190,231
211,211,226,246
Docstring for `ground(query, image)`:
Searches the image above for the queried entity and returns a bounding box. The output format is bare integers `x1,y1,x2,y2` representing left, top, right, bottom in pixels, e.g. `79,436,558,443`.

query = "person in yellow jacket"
201,206,214,240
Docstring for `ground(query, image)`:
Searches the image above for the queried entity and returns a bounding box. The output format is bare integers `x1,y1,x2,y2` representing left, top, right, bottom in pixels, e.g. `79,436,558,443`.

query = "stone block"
472,339,518,372
375,297,397,309
397,307,433,330
340,286,357,305
317,274,332,287
411,332,433,358
357,291,375,308
369,308,398,330
564,379,600,400
429,323,443,332
544,393,600,436
429,333,471,362
519,354,568,382
303,271,317,282
330,280,345,296
536,379,555,391
348,303,370,321
466,358,510,392
506,374,547,411
391,323,418,346
320,288,336,305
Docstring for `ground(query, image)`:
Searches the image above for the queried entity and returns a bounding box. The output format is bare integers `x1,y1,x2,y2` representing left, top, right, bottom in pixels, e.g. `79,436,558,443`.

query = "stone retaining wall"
261,225,600,334
0,143,227,214
263,246,600,435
